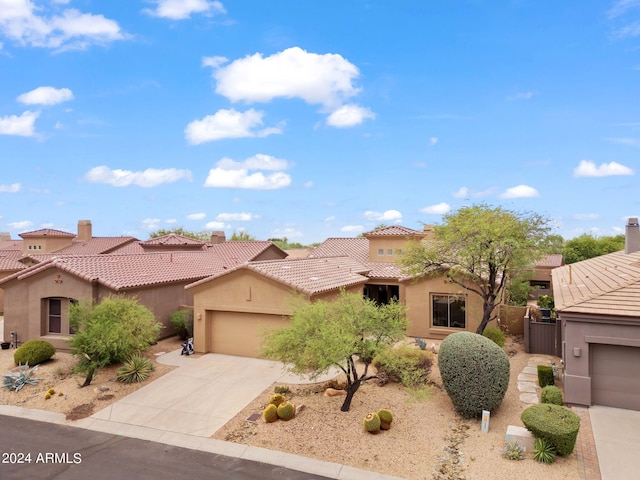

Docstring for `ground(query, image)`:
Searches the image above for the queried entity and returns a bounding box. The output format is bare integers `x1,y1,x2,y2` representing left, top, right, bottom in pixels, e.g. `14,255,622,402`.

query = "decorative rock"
519,392,539,404
506,425,535,452
517,382,538,393
324,388,347,397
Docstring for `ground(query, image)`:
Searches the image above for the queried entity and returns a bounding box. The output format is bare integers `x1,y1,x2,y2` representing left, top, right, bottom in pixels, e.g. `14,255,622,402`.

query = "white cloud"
304,181,313,188
141,218,161,230
499,184,540,199
210,47,361,109
0,111,39,136
84,166,193,187
341,225,364,233
166,218,177,224
608,0,640,19
9,220,33,230
0,1,126,51
0,183,21,193
17,86,73,105
451,186,494,199
507,91,534,101
573,160,634,177
429,137,438,146
143,0,226,20
324,216,336,222
364,210,402,222
202,55,227,68
215,212,255,221
187,212,206,220
326,104,375,128
204,221,226,229
420,202,451,215
204,155,292,190
185,108,281,144
573,213,600,221
605,137,640,147
270,227,303,239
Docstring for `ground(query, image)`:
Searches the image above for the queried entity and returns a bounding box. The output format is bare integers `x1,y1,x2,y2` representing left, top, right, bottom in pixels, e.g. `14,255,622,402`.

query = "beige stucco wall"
22,236,73,254
561,312,640,407
0,270,21,314
367,237,414,263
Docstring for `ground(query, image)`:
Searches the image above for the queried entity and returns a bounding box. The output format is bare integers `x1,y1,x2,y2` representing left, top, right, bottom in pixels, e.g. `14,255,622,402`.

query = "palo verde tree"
401,204,551,334
68,296,162,387
149,227,212,241
261,290,407,412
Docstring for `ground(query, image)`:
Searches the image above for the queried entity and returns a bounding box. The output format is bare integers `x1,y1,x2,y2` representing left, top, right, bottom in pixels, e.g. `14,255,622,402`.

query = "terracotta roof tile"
188,256,370,296
0,250,27,271
0,239,22,251
139,234,206,247
552,250,640,316
54,237,139,255
363,225,425,237
19,228,75,238
535,254,565,268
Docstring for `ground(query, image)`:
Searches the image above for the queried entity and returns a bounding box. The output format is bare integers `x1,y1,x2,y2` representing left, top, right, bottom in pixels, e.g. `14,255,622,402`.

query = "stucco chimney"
210,231,226,244
0,232,10,242
423,224,435,240
625,217,640,254
77,220,92,242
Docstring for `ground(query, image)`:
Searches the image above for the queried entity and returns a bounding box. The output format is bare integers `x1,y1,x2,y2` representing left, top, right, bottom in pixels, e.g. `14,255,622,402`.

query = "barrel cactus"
263,404,278,423
363,412,381,433
276,401,295,420
378,409,393,430
438,331,510,418
269,393,286,407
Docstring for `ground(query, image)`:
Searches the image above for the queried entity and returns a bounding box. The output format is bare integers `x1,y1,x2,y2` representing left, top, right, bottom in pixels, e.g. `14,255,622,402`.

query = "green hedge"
14,340,56,366
540,385,563,405
482,327,506,348
537,365,554,387
521,404,580,456
373,345,433,389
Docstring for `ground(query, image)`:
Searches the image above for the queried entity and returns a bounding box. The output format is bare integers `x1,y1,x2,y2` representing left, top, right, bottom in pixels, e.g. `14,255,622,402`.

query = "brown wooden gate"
524,316,562,357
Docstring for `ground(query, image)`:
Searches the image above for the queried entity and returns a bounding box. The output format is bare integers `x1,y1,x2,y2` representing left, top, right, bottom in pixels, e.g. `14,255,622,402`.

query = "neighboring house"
0,221,287,351
530,254,565,299
187,225,488,357
552,218,640,411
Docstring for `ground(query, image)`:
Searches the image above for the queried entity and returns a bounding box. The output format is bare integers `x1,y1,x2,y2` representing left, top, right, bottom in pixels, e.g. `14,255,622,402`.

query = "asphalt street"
0,415,332,480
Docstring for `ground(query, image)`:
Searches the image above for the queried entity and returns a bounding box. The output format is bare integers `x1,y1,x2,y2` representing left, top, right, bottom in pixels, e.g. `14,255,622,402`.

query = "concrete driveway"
589,405,640,479
79,350,338,438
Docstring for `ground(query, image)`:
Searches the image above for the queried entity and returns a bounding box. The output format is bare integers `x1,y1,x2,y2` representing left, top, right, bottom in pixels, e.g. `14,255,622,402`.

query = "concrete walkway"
589,406,640,480
0,350,402,480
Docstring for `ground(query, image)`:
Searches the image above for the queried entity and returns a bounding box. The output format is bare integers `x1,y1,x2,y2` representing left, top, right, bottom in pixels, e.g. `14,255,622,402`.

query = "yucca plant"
533,437,557,464
2,363,43,392
116,355,155,384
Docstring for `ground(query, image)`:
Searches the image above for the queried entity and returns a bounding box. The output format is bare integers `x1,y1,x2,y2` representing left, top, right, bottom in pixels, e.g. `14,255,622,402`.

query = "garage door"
207,311,289,358
591,344,640,411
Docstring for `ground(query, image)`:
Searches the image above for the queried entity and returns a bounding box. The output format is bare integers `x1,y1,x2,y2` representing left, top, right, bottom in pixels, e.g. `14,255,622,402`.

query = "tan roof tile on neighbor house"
19,228,75,238
552,250,640,316
54,237,139,255
535,254,565,268
139,234,206,247
0,250,26,271
363,225,425,237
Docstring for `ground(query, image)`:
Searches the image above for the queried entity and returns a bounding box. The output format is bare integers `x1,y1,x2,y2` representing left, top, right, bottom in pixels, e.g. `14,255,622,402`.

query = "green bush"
169,309,193,340
537,365,554,387
521,404,581,456
482,327,506,348
540,385,563,405
373,345,433,389
438,332,510,418
116,355,155,384
14,340,56,366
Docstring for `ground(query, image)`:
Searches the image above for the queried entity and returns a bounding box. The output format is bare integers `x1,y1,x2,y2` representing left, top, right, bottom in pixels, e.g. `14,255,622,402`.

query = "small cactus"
263,404,278,423
47,388,55,395
58,392,64,396
44,392,51,400
269,393,286,407
363,412,381,433
276,401,295,421
378,409,393,430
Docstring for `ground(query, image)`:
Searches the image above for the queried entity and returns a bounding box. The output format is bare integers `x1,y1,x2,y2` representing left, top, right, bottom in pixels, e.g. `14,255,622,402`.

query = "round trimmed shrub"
438,332,510,418
482,327,506,348
540,385,563,405
14,340,56,366
521,404,580,456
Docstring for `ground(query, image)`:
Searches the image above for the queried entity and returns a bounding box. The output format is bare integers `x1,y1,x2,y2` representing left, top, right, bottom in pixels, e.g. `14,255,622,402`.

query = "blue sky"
1,1,639,244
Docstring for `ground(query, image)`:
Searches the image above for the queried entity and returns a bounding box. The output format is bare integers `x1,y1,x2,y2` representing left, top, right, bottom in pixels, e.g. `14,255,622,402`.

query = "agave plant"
533,437,557,464
2,363,43,392
116,354,155,384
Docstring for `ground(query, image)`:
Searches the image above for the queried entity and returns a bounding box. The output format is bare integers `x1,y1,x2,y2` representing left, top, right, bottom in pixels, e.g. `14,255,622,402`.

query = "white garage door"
206,311,289,358
591,344,640,411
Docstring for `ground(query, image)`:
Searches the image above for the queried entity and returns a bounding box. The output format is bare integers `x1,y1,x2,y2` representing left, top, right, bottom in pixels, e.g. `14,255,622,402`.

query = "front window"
432,294,466,328
48,298,62,333
364,284,400,305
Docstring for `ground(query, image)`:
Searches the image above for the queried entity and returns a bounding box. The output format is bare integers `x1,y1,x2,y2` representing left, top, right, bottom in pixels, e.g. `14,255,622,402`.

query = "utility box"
505,425,534,452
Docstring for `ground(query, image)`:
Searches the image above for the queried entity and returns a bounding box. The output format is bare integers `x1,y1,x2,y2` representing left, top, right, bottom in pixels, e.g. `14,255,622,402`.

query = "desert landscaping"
1,334,584,480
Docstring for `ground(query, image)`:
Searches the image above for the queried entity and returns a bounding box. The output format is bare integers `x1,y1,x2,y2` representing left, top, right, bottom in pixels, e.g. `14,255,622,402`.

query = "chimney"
77,220,92,242
625,217,640,254
423,224,435,240
0,232,10,242
210,231,226,244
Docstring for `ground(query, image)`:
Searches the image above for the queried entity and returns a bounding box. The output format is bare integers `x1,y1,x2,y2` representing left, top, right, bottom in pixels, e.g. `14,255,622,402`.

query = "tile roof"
19,228,75,238
306,237,405,280
188,256,371,296
54,237,139,255
552,250,640,317
139,234,206,248
0,250,26,271
0,239,22,251
0,241,281,291
535,254,565,268
363,225,425,237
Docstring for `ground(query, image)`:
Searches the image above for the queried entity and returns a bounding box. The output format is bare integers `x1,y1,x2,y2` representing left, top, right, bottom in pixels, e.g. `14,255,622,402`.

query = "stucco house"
186,225,488,357
0,222,287,351
553,218,640,411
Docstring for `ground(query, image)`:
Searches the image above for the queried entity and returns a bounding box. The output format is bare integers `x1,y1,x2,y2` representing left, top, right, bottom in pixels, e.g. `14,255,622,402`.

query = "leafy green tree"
68,296,161,387
401,204,551,334
544,234,565,254
562,234,624,264
262,290,407,412
149,227,211,241
267,237,307,249
229,231,256,241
